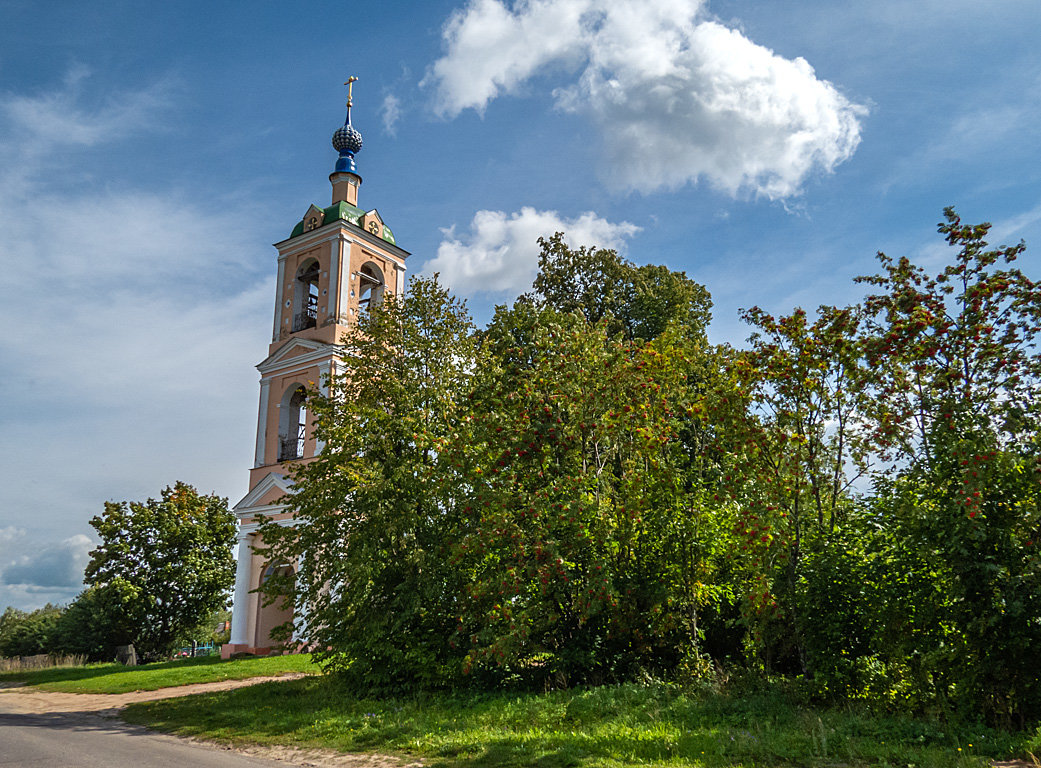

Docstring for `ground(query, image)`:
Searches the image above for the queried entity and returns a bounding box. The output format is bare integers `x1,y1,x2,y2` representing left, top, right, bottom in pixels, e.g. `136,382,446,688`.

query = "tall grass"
124,677,1041,767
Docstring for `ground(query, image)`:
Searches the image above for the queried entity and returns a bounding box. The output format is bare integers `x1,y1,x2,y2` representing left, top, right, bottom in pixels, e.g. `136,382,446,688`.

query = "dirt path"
0,673,313,714
0,675,423,768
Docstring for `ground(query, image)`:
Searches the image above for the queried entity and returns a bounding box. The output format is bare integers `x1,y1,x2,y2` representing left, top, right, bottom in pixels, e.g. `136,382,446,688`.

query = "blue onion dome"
332,79,363,175
332,121,363,155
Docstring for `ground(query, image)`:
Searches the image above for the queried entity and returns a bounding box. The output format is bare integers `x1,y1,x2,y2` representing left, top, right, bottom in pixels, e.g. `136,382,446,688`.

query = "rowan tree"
445,301,729,685
726,303,874,672
858,208,1041,726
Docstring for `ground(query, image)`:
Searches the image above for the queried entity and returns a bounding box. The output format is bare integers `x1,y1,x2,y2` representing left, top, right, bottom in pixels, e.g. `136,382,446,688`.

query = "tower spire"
330,75,363,204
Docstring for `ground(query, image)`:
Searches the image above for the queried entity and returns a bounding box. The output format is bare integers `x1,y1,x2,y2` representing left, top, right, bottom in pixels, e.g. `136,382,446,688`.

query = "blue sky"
1,0,1040,611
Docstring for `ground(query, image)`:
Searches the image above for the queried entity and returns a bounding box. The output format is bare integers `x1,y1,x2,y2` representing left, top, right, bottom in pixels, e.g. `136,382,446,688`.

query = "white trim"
293,547,309,643
272,258,286,342
327,238,339,322
234,472,294,512
236,504,286,521
348,228,411,260
236,514,299,531
254,380,271,467
338,233,351,320
229,532,254,645
257,338,341,375
264,337,325,362
273,217,408,260
260,360,337,383
314,361,331,456
317,361,331,397
273,227,344,256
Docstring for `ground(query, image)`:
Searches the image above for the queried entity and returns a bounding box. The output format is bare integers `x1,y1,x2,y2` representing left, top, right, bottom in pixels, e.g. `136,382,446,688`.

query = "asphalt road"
0,703,287,767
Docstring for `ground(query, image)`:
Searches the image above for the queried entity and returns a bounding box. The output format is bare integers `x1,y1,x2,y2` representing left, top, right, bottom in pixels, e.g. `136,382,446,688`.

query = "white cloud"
423,206,639,296
425,0,592,116
381,93,402,135
1,535,93,589
427,0,865,198
993,199,1041,244
883,73,1041,194
0,73,270,610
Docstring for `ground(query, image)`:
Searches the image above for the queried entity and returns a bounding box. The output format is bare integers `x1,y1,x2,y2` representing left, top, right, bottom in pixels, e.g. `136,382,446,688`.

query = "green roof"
289,201,396,246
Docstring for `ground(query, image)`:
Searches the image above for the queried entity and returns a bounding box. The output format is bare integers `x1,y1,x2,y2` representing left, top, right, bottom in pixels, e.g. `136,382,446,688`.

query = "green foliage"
85,482,236,661
866,434,1041,726
723,303,873,673
530,232,713,342
124,676,1037,768
259,276,478,693
253,212,1040,734
52,583,140,661
0,604,62,658
790,517,878,700
854,209,1041,727
447,304,729,684
857,207,1041,464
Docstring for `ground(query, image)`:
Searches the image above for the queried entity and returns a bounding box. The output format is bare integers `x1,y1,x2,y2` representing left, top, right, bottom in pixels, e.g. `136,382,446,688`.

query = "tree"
0,604,62,658
443,288,732,685
52,584,139,661
857,209,1041,726
259,276,478,692
85,482,235,660
726,304,874,673
530,233,713,342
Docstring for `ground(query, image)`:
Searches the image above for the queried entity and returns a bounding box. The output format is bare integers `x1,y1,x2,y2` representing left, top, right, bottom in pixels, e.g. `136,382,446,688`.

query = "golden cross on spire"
344,75,359,107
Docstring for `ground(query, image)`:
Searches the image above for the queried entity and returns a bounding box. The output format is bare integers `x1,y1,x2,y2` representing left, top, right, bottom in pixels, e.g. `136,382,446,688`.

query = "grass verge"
122,676,1041,768
0,653,316,694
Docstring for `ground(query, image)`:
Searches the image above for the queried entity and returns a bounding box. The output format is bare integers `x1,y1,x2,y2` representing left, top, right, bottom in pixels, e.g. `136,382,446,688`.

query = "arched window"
278,386,307,461
293,260,320,332
358,262,385,312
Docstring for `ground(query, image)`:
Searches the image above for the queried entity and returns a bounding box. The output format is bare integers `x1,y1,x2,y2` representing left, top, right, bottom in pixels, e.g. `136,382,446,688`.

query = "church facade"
222,84,409,657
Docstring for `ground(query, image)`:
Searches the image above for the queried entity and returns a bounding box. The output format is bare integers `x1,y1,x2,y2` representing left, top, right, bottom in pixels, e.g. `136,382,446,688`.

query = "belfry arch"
293,259,320,332
277,385,308,462
358,262,384,311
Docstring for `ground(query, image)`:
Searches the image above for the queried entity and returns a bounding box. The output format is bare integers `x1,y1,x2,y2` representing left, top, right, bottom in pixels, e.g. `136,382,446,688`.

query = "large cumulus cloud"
426,0,866,198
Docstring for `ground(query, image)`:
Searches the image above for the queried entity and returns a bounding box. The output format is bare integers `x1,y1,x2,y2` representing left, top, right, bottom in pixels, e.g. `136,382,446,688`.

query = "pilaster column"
273,257,287,342
254,380,271,467
338,234,353,322
327,238,339,323
229,530,254,645
395,261,406,295
314,362,331,456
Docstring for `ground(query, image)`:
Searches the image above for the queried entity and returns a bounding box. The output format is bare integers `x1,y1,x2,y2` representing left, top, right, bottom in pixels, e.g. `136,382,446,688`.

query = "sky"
1,0,1040,611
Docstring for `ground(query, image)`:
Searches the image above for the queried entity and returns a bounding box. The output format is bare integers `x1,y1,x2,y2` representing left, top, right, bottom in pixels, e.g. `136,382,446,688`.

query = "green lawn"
0,653,316,694
122,676,1041,768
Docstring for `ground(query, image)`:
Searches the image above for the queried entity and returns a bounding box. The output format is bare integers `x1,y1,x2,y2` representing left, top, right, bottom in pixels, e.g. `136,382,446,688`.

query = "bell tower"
223,80,411,657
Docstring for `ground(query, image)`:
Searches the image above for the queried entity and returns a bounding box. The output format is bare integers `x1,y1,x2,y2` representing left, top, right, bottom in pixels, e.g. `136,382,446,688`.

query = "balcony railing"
278,437,303,462
292,307,317,332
